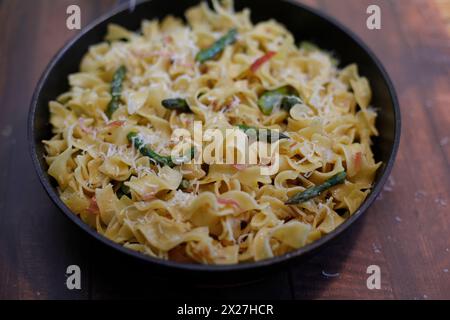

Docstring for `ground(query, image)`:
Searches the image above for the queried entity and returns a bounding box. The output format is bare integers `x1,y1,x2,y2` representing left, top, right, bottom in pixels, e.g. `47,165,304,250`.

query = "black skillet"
28,0,401,282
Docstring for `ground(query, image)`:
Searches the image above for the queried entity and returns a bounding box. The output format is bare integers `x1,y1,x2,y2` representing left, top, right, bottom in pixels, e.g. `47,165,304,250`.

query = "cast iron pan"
28,0,400,281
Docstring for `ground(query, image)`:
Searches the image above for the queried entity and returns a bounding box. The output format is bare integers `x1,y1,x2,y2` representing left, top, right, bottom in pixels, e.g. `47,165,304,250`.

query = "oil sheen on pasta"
44,0,380,264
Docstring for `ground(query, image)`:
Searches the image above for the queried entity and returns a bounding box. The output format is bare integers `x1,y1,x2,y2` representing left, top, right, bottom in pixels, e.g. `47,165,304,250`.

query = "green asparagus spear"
128,132,174,167
128,132,173,167
280,95,303,111
127,132,195,168
195,28,238,63
105,65,127,118
285,171,347,205
161,98,191,112
237,124,289,143
257,86,302,115
257,86,289,115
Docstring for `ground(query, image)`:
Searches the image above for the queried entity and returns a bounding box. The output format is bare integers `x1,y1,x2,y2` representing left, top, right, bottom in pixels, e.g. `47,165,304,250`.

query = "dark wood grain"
0,0,449,300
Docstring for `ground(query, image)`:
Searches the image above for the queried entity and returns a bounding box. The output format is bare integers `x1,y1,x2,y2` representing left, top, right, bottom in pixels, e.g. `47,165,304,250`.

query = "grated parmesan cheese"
137,131,169,154
167,190,195,207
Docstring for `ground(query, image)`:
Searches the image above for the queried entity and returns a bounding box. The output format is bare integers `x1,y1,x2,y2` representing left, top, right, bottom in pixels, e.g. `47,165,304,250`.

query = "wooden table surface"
0,0,449,300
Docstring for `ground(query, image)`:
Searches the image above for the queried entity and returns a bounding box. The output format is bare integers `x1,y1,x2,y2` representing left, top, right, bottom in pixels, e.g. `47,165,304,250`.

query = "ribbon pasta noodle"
44,0,380,264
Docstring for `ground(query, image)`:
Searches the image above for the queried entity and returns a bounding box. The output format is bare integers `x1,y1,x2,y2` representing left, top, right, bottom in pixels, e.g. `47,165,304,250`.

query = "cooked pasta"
44,0,381,264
